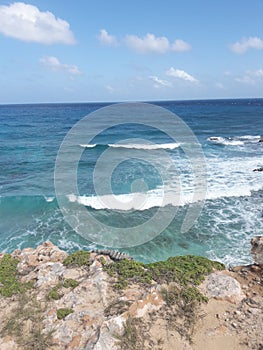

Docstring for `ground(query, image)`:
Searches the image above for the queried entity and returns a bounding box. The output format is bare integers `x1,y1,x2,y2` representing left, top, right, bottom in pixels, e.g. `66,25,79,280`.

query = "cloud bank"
235,68,263,84
0,2,76,44
230,36,263,54
125,33,191,54
98,30,191,54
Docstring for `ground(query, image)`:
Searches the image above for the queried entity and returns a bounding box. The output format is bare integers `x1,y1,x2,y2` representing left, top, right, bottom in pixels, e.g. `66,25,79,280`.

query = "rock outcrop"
0,238,262,350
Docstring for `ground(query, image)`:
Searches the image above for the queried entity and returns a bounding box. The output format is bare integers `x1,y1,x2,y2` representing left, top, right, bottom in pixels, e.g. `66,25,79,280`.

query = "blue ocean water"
0,99,263,266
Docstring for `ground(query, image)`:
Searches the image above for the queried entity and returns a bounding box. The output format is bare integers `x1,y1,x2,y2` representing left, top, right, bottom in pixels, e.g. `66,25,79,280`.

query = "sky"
1,0,263,103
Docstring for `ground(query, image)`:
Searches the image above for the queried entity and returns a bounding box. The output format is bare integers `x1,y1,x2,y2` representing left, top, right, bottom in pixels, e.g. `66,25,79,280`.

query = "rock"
201,272,245,303
1,240,263,350
93,315,126,350
36,262,66,288
251,236,263,265
0,336,18,350
12,241,68,275
128,290,164,318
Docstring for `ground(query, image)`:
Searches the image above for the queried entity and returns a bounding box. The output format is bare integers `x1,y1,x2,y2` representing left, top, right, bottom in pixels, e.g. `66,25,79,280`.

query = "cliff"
0,237,262,350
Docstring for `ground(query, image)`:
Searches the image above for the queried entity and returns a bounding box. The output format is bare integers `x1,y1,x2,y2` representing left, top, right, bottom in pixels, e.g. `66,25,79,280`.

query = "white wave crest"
79,142,180,150
238,135,260,141
79,144,96,148
208,134,262,146
207,137,244,146
67,183,262,212
109,143,180,150
44,196,55,203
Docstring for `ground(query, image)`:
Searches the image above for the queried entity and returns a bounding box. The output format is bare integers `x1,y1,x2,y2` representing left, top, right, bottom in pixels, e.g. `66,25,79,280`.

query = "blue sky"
1,0,263,103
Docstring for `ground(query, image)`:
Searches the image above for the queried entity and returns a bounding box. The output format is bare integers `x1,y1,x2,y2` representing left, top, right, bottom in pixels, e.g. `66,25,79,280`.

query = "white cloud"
98,29,118,46
0,2,76,44
149,75,172,88
230,36,263,54
106,85,115,93
171,39,191,52
124,33,191,54
40,56,81,75
166,67,198,83
235,75,255,85
215,82,224,89
235,68,263,84
253,68,263,78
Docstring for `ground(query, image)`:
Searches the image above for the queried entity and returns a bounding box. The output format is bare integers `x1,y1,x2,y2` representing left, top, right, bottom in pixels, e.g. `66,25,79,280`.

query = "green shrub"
47,287,62,301
0,254,32,297
63,278,79,288
103,255,224,290
63,251,91,267
57,308,74,320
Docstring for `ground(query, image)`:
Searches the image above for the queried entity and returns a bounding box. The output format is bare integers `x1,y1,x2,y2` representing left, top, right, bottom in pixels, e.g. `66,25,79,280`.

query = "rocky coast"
0,237,262,350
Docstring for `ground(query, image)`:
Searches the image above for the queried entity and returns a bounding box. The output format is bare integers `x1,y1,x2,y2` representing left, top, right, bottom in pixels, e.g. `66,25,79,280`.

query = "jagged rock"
251,236,263,265
36,262,66,288
0,240,262,349
12,241,68,275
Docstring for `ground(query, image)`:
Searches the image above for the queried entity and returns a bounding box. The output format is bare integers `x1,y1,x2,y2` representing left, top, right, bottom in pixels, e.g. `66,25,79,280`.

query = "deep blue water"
0,99,263,266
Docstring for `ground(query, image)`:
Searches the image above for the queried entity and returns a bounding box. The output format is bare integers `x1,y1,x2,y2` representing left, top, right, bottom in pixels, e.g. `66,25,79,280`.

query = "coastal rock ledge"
0,237,262,350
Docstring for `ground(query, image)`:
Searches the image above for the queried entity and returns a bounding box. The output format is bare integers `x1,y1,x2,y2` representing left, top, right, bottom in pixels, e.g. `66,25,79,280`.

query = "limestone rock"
0,336,18,350
128,290,164,318
1,240,262,350
201,272,245,303
12,241,68,275
93,315,126,350
36,262,66,288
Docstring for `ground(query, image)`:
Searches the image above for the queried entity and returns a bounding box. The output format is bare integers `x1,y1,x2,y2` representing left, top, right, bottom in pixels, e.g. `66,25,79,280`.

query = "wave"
207,137,244,146
79,142,180,150
79,144,97,148
207,134,261,146
67,181,263,211
44,196,55,203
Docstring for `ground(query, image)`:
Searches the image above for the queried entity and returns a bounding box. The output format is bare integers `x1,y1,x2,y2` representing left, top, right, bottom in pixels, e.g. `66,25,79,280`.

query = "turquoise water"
0,100,263,265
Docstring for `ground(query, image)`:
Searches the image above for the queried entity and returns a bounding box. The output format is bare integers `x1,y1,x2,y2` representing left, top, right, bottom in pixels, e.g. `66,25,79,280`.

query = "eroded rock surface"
0,238,262,350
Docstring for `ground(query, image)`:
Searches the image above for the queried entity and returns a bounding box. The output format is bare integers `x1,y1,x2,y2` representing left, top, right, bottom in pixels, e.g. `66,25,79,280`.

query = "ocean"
0,99,262,266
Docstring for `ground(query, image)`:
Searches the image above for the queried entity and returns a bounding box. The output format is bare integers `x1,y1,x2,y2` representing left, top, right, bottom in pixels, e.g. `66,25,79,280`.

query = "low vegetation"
103,254,224,290
105,254,225,345
47,279,79,300
0,254,32,297
1,292,55,350
63,250,91,267
57,308,74,320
